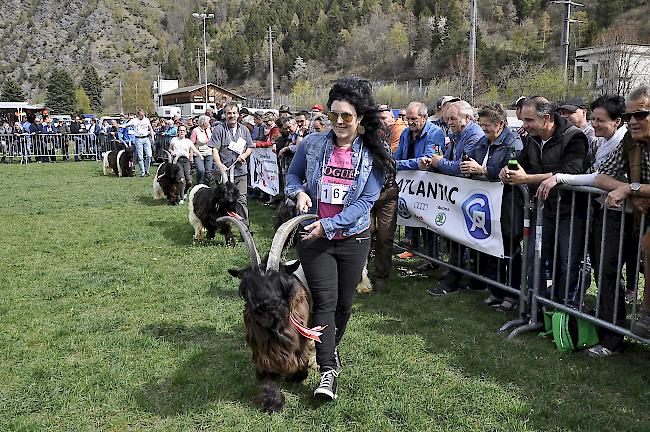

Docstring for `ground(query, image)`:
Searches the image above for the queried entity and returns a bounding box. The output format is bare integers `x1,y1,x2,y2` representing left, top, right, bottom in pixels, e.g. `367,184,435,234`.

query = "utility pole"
193,12,215,111
550,1,584,84
269,26,275,108
119,79,123,115
196,47,202,83
468,0,477,105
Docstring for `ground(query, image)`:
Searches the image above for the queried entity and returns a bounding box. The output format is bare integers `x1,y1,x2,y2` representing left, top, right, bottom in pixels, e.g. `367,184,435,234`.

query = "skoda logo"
397,197,411,219
461,193,492,240
435,213,446,226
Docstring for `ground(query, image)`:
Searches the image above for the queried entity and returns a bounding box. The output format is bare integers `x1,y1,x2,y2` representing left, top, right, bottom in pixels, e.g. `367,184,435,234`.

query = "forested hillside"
0,0,648,112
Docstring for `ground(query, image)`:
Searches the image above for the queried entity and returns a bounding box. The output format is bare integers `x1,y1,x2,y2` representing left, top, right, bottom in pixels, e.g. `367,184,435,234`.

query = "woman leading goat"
285,76,392,401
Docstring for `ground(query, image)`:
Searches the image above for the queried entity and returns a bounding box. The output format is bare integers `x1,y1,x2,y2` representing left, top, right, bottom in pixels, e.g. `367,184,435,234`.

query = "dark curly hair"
590,95,626,122
327,76,394,177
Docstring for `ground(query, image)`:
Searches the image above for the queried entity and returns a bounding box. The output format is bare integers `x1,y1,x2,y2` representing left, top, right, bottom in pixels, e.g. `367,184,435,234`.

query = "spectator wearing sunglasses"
593,85,650,341
535,94,631,358
285,76,392,402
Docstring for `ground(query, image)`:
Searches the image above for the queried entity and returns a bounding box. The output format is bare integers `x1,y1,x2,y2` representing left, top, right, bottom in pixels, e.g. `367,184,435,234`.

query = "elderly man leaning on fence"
393,101,445,260
499,96,589,308
419,100,486,295
593,85,650,339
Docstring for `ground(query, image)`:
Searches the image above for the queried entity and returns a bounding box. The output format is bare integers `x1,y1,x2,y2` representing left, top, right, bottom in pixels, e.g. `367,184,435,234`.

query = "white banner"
249,148,280,196
396,170,505,258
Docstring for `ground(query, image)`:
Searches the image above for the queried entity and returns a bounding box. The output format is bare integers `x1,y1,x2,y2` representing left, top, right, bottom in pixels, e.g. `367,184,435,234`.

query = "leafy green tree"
75,88,92,114
1,77,27,101
122,71,153,114
80,65,103,112
46,69,76,114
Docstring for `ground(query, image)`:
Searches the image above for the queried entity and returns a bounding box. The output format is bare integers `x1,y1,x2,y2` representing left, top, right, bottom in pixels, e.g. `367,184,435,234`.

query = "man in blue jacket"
420,100,486,295
393,101,445,260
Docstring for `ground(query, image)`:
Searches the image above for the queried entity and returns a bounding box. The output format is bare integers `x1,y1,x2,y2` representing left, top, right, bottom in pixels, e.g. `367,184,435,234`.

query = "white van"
156,106,182,118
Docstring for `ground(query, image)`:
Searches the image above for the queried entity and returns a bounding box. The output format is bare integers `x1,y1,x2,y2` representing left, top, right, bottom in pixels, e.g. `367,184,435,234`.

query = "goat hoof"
287,367,309,383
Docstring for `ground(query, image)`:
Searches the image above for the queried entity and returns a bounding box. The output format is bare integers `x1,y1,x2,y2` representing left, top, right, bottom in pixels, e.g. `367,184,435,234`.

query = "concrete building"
574,44,650,96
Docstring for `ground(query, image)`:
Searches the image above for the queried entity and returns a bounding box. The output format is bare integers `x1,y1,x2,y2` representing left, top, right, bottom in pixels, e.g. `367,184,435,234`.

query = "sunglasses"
327,111,355,123
623,110,650,122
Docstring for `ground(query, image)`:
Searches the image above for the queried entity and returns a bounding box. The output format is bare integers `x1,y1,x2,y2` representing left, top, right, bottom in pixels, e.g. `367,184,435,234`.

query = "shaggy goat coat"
187,182,241,243
153,162,185,205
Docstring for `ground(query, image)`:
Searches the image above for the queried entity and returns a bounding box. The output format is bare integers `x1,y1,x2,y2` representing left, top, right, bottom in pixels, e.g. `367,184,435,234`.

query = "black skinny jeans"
296,228,371,372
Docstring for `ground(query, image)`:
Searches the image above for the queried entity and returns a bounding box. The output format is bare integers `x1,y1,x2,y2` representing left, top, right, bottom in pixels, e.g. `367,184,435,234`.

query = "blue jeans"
194,154,213,185
135,137,152,175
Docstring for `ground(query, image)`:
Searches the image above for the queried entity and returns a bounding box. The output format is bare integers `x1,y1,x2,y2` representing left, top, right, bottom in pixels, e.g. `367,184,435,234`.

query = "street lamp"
192,12,214,112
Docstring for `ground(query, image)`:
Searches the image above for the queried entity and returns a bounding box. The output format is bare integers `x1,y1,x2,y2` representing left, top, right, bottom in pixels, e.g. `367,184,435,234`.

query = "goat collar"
289,313,327,343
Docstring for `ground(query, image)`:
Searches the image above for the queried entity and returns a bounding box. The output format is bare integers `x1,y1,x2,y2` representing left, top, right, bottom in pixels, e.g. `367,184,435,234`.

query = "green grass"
1,162,650,431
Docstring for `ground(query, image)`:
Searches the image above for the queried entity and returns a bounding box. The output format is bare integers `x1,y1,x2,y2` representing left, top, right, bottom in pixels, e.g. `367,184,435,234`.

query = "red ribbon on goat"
289,314,327,343
227,211,243,220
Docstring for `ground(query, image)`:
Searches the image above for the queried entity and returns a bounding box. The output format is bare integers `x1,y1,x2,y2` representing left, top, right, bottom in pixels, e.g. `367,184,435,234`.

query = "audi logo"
413,202,429,211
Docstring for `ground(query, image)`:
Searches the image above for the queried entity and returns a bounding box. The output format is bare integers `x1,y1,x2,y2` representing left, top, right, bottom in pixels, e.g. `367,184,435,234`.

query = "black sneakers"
314,369,339,401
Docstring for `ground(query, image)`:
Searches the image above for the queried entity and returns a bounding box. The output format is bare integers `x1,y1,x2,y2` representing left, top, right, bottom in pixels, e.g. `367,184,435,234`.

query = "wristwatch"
630,182,641,193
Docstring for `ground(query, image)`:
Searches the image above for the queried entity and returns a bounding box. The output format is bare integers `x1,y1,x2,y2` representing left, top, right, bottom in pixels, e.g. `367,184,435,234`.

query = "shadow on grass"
137,194,166,207
207,281,240,301
148,220,194,247
136,322,256,416
355,277,650,431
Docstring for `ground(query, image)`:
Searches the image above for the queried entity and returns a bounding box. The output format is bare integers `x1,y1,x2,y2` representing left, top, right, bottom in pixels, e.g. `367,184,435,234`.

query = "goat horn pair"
214,216,261,272
266,214,317,272
163,150,172,164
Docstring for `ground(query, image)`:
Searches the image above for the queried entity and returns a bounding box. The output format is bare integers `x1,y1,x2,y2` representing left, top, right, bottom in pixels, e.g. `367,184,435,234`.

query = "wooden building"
160,83,245,116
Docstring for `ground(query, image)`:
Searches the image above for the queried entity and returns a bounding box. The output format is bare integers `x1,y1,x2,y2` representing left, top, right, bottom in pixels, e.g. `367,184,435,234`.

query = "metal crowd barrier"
394,179,650,347
0,133,117,163
520,184,650,345
394,183,532,338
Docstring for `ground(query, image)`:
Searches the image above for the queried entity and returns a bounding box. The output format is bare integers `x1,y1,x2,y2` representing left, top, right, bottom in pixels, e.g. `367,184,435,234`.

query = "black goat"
188,166,242,244
153,161,185,205
222,214,318,413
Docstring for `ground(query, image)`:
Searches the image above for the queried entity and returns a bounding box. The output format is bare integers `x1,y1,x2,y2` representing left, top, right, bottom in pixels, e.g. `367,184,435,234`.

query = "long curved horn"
228,164,235,183
266,214,317,272
216,164,227,184
215,216,261,271
163,150,172,164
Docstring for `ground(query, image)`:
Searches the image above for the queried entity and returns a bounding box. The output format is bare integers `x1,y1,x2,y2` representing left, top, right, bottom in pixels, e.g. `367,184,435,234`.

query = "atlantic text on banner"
396,170,505,258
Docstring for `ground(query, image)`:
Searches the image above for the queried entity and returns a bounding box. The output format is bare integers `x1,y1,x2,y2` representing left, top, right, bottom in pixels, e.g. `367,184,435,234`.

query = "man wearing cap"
378,104,407,153
311,104,324,113
559,97,598,156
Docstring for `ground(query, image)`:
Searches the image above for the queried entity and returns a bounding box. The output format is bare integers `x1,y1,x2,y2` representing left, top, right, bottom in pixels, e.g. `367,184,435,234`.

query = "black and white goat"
152,160,185,205
222,214,318,413
188,166,242,244
102,142,135,177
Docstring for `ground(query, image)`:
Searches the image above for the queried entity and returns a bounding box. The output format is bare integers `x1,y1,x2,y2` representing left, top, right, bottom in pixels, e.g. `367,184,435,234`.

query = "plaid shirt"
598,141,650,184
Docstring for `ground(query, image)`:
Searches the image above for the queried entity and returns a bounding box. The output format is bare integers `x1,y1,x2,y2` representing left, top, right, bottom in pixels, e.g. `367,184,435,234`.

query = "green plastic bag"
540,310,600,352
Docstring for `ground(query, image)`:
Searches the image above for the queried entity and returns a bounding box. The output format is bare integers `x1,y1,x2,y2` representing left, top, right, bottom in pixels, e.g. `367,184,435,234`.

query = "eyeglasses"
327,111,355,123
623,110,650,122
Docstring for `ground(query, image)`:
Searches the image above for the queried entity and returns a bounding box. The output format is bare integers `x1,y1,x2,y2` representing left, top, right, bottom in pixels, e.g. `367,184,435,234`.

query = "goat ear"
283,260,301,275
228,268,243,279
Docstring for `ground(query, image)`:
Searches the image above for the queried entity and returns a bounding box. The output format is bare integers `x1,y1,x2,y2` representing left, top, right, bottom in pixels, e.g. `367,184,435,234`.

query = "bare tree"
595,27,643,96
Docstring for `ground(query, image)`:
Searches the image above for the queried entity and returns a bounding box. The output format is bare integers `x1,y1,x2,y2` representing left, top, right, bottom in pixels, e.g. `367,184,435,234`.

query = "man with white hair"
420,100,485,295
421,100,484,176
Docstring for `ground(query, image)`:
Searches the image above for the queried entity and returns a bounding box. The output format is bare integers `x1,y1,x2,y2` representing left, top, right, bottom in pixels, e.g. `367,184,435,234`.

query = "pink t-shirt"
318,146,354,239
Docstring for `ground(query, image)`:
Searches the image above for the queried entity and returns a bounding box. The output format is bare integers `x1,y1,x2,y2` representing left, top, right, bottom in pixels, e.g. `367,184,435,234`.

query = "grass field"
1,162,650,432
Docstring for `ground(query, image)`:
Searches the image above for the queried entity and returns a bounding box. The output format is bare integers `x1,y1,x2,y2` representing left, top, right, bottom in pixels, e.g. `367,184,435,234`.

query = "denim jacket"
469,127,523,181
439,121,485,176
285,130,383,240
393,121,445,171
